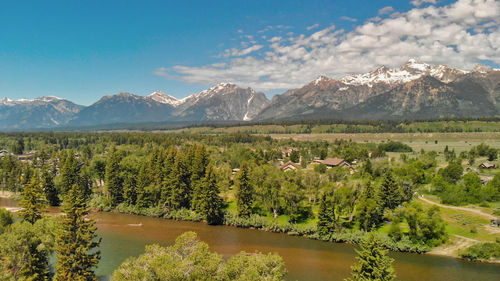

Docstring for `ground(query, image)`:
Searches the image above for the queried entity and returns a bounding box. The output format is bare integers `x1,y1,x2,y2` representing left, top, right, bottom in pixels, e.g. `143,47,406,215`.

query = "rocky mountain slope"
256,60,500,120
0,96,83,130
1,60,499,130
174,83,270,121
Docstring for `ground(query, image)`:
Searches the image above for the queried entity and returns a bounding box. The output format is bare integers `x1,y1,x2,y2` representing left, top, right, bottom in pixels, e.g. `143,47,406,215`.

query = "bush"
459,242,500,261
378,141,413,153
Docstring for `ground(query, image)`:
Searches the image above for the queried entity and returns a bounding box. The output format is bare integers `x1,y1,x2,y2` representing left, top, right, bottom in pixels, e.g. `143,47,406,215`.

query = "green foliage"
403,203,448,247
236,162,253,218
314,163,327,173
105,146,123,206
0,207,13,234
317,191,337,236
19,175,46,224
459,242,500,261
195,164,224,225
378,141,412,152
0,217,59,281
55,184,101,281
439,162,463,184
111,232,286,281
221,251,287,281
345,233,396,281
41,168,59,206
378,172,402,210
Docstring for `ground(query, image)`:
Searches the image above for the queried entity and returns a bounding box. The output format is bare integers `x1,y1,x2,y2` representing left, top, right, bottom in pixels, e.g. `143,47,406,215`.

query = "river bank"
1,196,499,280
2,192,498,264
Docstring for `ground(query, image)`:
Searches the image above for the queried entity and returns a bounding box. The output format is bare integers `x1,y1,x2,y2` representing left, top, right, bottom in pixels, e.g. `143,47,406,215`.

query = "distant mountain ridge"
256,60,500,120
1,59,499,130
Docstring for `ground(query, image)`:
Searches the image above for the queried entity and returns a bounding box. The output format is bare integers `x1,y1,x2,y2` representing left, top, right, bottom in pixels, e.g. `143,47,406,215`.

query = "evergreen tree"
55,184,101,281
236,162,253,218
167,151,192,209
105,146,123,206
19,175,46,224
196,164,223,225
190,145,209,211
60,151,80,194
378,173,401,210
42,168,60,206
135,162,150,208
122,172,137,206
160,146,176,204
346,233,396,281
317,190,336,236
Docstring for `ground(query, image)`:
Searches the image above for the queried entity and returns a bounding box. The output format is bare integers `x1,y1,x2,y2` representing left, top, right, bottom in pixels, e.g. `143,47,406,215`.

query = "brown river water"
1,197,499,280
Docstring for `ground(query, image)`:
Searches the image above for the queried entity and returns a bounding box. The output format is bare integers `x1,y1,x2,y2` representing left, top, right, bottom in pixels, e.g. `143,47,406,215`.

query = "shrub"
459,242,500,261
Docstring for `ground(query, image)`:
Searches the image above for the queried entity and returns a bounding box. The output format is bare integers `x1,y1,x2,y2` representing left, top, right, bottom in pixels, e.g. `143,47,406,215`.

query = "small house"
491,218,500,227
279,161,301,172
0,149,10,157
313,158,347,169
479,162,496,169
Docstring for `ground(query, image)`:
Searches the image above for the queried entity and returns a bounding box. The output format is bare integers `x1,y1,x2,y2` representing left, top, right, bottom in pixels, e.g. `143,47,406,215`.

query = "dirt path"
429,235,478,257
418,196,496,220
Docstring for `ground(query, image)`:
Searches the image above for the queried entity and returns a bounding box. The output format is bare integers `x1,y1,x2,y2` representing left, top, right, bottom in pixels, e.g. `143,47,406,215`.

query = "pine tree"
167,151,192,209
190,145,209,211
346,233,396,281
317,191,336,236
236,162,253,218
160,146,176,204
42,168,60,206
136,162,150,208
196,164,223,224
19,175,46,224
55,184,101,281
105,146,123,206
379,173,401,210
122,172,137,206
60,151,80,194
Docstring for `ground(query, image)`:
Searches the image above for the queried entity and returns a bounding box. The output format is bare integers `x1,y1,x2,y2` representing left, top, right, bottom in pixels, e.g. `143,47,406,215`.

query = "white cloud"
307,23,319,30
411,0,437,7
162,0,500,91
340,16,358,22
378,6,395,15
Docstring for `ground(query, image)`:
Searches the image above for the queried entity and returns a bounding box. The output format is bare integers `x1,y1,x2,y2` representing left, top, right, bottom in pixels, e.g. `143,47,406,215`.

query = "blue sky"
1,0,499,105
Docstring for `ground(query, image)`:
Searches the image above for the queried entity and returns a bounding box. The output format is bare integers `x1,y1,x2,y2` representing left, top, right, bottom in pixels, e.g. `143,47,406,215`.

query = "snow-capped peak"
148,91,181,106
473,64,493,74
340,60,469,87
313,75,330,85
197,83,240,98
401,59,431,72
38,96,64,102
1,96,65,106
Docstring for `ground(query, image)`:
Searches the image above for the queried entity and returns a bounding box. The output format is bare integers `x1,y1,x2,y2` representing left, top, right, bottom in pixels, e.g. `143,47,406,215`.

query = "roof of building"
480,162,496,168
279,161,301,170
314,157,345,166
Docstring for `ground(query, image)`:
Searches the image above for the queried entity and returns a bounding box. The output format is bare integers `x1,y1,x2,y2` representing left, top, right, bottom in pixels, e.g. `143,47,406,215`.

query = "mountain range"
1,59,499,130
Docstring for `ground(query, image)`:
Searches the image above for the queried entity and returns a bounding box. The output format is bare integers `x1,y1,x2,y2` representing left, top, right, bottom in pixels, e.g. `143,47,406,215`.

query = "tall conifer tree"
19,175,46,224
317,190,336,236
196,164,223,225
346,233,396,281
60,151,80,194
236,162,253,218
42,168,59,206
55,184,101,281
105,146,123,206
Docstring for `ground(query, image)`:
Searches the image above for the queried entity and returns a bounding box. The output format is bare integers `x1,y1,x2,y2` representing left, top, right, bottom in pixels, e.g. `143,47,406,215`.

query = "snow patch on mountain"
340,59,470,87
148,91,181,106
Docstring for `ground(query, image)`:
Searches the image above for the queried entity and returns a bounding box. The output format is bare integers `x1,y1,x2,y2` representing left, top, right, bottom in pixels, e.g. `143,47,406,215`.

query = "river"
1,197,499,280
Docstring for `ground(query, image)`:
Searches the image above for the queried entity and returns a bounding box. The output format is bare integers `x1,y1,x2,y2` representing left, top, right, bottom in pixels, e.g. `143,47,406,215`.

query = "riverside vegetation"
0,129,499,279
